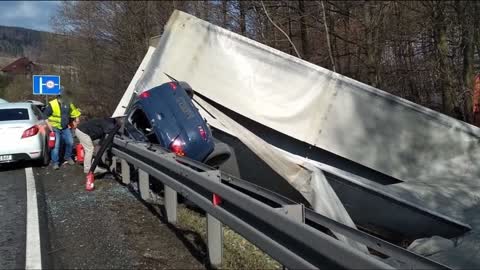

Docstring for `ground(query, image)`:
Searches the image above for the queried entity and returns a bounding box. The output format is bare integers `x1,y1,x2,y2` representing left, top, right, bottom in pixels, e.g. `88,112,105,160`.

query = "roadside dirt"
35,163,206,269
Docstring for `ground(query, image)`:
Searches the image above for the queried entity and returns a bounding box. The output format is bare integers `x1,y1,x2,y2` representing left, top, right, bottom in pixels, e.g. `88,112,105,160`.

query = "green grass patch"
177,206,282,269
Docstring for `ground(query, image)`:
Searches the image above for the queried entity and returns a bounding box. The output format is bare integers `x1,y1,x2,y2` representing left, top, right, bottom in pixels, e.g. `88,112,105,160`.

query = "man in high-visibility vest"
43,88,81,170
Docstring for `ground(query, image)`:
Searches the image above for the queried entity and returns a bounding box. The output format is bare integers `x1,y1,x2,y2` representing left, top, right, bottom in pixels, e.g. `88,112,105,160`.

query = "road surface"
0,162,207,269
0,166,27,269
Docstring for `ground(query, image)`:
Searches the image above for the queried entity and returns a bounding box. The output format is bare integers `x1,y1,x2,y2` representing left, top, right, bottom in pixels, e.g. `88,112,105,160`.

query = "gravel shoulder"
35,164,206,269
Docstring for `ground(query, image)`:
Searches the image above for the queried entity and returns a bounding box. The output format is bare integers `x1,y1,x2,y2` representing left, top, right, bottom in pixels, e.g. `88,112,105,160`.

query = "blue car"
124,81,232,166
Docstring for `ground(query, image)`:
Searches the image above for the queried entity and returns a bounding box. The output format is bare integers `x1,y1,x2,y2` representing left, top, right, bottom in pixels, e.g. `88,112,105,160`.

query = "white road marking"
25,167,42,270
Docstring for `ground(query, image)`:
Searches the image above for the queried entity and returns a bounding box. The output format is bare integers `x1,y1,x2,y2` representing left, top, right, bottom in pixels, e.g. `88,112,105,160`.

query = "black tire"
204,141,232,167
41,141,50,166
204,153,230,168
204,141,241,178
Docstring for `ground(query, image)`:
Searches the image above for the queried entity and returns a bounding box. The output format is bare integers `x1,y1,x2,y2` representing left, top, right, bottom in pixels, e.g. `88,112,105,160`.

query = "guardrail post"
276,204,305,270
201,170,223,267
164,185,177,224
207,214,222,267
138,169,150,201
121,159,130,185
276,204,305,223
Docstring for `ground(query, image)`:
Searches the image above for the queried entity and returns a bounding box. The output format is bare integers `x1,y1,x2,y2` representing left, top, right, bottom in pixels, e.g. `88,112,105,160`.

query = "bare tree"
261,1,301,58
45,0,480,122
319,0,336,72
298,0,310,59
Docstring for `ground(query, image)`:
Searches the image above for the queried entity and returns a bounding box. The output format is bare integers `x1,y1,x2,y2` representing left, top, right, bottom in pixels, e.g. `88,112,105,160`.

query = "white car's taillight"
21,125,39,139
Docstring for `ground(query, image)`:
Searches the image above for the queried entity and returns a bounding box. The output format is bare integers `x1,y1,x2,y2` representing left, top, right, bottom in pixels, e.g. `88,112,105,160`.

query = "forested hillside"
0,25,76,104
0,25,50,61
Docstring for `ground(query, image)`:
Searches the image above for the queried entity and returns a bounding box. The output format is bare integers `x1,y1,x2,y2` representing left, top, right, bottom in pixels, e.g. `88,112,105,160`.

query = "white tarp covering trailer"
114,10,480,268
120,10,480,186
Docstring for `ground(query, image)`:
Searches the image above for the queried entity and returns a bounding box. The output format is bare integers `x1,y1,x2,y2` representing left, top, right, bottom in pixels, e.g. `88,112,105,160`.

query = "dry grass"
177,206,282,269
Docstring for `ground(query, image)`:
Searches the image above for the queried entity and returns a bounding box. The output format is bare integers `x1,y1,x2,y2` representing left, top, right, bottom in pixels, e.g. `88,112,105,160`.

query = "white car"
25,100,46,112
0,102,50,165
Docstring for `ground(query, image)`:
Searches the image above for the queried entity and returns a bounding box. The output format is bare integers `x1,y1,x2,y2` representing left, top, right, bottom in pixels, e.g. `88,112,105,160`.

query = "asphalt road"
0,162,207,269
0,165,27,269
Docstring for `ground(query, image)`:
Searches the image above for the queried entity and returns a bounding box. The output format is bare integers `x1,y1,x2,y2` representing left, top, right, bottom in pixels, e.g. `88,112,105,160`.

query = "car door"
31,105,47,145
125,106,158,144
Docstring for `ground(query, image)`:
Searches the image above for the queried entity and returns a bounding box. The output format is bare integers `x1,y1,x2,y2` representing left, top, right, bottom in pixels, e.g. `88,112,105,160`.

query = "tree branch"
319,0,336,72
260,0,302,59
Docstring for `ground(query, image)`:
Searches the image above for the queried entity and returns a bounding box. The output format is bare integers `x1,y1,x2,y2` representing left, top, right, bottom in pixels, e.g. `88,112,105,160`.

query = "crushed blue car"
123,81,232,167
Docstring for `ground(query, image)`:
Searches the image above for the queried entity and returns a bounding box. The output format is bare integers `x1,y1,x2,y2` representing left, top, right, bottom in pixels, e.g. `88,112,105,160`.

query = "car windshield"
0,108,30,121
130,108,159,144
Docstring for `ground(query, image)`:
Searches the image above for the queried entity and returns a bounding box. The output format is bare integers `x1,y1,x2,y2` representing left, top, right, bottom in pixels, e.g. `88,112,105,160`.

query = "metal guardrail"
110,137,451,270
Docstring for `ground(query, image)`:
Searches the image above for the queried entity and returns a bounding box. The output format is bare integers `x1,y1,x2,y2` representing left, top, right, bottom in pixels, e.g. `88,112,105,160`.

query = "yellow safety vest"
48,99,81,129
70,103,81,118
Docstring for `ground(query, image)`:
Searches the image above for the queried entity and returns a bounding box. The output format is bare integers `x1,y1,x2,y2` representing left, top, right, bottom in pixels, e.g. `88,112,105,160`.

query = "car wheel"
204,141,232,167
204,142,241,178
204,153,230,168
41,141,50,166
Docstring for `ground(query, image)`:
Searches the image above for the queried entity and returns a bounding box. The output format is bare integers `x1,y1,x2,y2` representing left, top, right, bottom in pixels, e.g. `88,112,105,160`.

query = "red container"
76,143,85,163
85,172,95,191
48,131,56,149
213,193,222,206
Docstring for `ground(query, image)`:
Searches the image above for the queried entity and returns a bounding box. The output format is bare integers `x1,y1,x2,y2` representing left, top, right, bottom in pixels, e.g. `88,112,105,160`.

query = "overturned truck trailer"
114,10,480,268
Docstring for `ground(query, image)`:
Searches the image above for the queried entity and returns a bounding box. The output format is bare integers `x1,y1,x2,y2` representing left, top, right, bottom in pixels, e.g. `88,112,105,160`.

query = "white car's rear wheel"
41,140,50,166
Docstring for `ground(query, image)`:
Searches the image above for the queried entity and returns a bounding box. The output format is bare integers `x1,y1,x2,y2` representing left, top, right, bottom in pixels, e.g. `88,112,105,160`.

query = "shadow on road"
0,160,47,172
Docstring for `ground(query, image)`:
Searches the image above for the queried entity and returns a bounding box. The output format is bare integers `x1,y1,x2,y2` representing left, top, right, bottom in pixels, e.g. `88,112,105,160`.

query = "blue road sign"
32,75,61,95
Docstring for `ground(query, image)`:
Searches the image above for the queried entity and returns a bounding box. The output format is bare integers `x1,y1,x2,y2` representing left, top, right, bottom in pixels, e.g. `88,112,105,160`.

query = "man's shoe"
53,164,60,170
84,167,108,175
93,167,108,174
66,159,75,165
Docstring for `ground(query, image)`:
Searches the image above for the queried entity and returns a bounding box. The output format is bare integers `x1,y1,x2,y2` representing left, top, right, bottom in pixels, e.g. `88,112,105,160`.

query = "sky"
0,1,61,32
